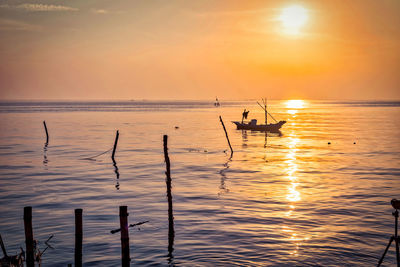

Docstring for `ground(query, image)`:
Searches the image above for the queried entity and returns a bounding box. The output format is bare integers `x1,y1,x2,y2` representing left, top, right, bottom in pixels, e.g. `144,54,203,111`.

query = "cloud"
0,3,78,12
17,4,78,12
189,8,269,18
0,18,42,31
90,8,108,14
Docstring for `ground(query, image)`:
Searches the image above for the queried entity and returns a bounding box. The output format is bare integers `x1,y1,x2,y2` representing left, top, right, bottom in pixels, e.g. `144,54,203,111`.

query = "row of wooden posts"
22,205,135,267
17,118,232,265
42,120,120,162
42,116,233,160
20,134,177,267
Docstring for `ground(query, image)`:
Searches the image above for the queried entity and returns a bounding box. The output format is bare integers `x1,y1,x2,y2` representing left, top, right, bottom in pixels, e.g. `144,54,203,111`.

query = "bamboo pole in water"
219,116,233,157
119,206,130,266
112,130,119,161
163,135,175,258
43,121,49,144
24,207,34,267
74,209,83,267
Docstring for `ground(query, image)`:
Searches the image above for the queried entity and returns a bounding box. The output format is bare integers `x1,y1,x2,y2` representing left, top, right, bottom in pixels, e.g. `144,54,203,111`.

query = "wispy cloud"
90,8,108,14
189,8,270,18
0,3,78,12
0,18,42,31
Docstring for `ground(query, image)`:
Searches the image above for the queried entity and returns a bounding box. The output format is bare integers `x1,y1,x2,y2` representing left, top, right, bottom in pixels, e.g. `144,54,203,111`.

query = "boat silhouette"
232,99,286,132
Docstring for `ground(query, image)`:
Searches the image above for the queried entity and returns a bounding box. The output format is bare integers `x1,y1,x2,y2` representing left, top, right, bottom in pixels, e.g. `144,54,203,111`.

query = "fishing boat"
214,97,220,107
232,119,286,131
231,99,286,132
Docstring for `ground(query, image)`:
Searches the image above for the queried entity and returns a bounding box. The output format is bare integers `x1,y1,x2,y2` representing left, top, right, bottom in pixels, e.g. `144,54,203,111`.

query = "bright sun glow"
286,100,305,109
279,5,309,35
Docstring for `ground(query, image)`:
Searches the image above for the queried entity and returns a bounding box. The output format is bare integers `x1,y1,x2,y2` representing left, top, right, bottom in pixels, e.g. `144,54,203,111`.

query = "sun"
278,5,309,35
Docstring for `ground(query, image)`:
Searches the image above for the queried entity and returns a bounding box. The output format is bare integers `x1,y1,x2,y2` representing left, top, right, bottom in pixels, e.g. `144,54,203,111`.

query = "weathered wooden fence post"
112,130,119,161
163,135,175,258
75,208,83,267
119,205,130,266
24,206,34,267
43,121,49,144
219,116,233,157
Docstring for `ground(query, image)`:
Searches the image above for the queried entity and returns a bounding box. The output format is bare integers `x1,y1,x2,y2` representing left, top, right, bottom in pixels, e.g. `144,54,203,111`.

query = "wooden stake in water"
163,135,175,259
74,209,83,267
43,121,49,144
219,116,233,157
0,234,7,257
119,206,130,267
112,130,119,161
24,206,34,267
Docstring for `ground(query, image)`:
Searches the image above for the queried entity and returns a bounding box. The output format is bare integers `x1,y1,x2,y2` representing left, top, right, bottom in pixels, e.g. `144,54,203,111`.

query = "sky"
0,0,399,100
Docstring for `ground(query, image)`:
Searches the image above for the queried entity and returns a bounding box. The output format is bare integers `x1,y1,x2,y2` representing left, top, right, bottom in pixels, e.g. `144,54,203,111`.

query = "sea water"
0,100,399,266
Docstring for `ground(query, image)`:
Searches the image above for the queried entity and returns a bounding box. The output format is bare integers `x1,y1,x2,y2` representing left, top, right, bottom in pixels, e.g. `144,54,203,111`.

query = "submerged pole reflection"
113,158,120,190
218,157,232,197
43,142,48,166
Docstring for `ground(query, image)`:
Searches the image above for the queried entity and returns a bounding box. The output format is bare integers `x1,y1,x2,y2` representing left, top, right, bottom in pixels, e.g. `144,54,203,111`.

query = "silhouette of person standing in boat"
242,109,249,123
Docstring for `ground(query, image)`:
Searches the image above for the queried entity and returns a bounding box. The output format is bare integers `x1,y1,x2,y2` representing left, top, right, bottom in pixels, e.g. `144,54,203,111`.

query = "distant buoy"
353,142,356,144
175,126,179,129
328,142,331,145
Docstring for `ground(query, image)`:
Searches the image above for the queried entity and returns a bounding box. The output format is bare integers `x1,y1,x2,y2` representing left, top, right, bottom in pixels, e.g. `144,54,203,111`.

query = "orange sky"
0,0,399,100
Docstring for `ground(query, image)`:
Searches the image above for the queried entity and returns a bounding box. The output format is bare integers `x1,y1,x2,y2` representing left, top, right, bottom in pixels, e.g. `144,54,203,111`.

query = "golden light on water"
286,100,306,109
283,133,305,255
286,100,306,115
278,5,309,36
286,137,301,203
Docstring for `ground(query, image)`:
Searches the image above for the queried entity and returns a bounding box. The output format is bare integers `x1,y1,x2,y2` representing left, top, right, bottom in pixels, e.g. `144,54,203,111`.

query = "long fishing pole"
256,101,278,123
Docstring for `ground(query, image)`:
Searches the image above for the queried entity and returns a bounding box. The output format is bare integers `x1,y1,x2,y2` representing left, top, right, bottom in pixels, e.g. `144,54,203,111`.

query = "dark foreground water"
0,100,399,266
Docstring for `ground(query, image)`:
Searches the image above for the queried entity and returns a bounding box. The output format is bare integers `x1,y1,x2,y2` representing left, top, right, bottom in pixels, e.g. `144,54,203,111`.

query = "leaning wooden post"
43,121,49,144
219,116,233,157
74,209,83,267
24,206,34,267
0,234,7,257
111,130,119,161
163,135,175,257
119,206,130,266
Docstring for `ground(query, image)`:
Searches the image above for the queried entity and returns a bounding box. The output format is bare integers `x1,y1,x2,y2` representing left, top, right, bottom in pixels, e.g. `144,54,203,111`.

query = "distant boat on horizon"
214,97,220,107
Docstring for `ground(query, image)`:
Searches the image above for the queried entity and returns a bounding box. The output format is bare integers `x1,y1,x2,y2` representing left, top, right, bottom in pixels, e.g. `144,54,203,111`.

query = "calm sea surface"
0,100,399,266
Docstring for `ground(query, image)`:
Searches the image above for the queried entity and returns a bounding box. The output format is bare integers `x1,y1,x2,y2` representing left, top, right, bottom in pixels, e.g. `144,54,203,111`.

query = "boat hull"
232,121,286,132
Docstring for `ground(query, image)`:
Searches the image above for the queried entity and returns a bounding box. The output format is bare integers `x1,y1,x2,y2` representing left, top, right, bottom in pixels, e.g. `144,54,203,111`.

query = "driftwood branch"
110,220,149,234
38,235,54,257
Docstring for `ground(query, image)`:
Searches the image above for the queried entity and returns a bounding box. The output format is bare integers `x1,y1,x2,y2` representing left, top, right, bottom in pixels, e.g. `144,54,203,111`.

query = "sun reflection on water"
285,137,301,204
286,100,306,109
280,101,314,256
284,133,305,255
286,99,307,115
